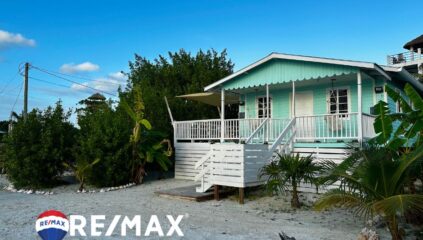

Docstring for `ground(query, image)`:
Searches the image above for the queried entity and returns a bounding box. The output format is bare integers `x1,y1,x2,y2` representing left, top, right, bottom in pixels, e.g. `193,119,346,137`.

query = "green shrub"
4,102,76,189
76,102,132,187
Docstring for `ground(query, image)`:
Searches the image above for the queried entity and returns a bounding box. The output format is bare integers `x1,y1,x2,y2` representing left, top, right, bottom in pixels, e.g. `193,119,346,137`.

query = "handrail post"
357,71,363,147
220,88,225,143
266,84,270,143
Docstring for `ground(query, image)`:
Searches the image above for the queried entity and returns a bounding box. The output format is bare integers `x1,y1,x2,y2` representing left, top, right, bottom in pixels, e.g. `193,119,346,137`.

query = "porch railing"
174,119,221,140
296,113,359,140
387,49,423,65
175,113,377,142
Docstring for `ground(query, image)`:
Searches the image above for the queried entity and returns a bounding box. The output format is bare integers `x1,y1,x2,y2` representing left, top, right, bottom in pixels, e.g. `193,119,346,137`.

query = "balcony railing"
174,113,376,142
387,49,423,65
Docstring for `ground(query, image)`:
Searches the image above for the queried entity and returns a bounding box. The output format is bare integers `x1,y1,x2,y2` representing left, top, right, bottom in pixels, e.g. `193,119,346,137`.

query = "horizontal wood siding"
210,144,245,187
175,143,211,180
243,144,269,187
209,144,269,188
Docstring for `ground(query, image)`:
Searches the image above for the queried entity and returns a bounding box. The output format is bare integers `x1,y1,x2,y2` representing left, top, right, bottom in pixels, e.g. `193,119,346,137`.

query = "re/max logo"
68,215,184,237
39,219,66,227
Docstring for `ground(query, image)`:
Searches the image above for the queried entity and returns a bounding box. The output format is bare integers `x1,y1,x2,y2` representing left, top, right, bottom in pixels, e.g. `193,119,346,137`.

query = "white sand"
0,175,390,239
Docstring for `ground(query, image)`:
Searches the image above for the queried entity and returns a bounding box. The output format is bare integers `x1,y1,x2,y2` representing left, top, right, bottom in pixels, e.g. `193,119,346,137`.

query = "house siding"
241,77,376,118
223,59,358,91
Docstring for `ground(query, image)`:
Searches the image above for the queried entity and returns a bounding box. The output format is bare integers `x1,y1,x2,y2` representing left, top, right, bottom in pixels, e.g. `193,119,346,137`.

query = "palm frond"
314,189,372,219
373,194,423,216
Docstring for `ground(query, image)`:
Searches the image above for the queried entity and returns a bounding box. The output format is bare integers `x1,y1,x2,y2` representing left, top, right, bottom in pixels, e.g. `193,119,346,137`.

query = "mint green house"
171,52,423,194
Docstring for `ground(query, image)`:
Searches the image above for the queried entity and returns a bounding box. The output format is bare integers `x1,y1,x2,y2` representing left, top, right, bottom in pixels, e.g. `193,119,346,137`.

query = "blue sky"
0,0,422,122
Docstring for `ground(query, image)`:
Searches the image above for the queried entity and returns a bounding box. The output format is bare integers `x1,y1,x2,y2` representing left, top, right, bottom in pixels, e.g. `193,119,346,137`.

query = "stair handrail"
195,150,213,170
269,118,296,152
194,164,212,181
265,118,296,161
245,118,269,144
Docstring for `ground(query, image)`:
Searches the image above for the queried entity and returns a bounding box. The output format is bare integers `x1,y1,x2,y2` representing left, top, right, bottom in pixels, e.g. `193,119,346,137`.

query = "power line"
29,76,72,89
11,83,23,114
31,65,120,83
30,65,117,96
0,71,20,94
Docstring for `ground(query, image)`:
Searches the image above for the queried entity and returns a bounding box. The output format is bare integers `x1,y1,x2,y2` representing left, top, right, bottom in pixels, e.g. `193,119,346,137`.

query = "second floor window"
257,97,272,118
328,88,349,115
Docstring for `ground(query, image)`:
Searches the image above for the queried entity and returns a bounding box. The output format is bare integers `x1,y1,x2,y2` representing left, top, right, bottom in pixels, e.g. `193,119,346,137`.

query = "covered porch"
174,70,377,144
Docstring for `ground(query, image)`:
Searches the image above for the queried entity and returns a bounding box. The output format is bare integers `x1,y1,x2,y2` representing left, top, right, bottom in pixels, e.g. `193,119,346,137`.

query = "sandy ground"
0,175,390,240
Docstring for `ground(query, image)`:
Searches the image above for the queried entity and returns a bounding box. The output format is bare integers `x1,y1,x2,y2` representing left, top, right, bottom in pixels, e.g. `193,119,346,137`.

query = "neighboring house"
170,38,423,195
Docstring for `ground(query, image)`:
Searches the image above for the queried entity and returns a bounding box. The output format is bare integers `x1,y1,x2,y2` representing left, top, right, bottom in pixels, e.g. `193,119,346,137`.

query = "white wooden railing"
175,119,221,140
175,113,376,142
268,118,296,159
224,118,265,140
296,113,359,140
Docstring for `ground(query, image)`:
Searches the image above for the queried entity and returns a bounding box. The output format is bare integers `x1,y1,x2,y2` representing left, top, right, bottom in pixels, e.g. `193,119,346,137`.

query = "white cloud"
108,71,126,81
60,62,100,73
0,30,36,48
70,71,127,93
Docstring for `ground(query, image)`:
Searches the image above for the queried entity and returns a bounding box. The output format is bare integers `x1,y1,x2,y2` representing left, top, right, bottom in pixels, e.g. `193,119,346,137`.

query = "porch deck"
173,113,376,193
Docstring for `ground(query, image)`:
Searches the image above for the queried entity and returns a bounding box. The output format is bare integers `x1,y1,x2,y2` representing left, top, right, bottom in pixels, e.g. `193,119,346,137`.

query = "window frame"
256,95,273,119
326,86,351,118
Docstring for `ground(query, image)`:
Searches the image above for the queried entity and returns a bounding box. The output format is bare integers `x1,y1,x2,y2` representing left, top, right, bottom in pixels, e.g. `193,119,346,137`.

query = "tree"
4,101,77,188
315,145,423,240
75,101,132,187
260,153,323,208
122,49,236,140
121,85,172,184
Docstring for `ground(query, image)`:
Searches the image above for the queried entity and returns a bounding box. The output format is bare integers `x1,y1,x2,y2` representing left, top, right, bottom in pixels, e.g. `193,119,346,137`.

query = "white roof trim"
204,53,391,91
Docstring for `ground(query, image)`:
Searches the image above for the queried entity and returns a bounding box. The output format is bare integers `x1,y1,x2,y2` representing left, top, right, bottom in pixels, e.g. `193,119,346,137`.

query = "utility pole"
23,62,29,120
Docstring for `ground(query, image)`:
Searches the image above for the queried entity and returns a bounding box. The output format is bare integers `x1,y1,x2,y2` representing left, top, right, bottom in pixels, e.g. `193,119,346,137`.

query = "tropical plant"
315,144,423,240
372,83,423,150
260,153,323,208
64,158,100,191
121,85,172,184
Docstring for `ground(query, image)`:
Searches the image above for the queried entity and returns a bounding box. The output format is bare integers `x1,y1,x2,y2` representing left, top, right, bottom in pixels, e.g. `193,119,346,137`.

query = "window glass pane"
328,89,348,115
257,97,271,118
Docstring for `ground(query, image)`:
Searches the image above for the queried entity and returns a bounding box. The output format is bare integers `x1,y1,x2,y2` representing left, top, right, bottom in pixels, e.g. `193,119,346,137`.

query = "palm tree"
260,153,323,208
315,145,423,240
64,158,100,191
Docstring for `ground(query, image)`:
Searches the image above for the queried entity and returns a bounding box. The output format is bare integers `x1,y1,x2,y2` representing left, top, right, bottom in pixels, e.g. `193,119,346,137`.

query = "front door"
291,91,314,140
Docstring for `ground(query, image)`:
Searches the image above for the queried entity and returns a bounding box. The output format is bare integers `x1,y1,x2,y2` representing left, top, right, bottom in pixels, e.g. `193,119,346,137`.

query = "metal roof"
204,53,391,91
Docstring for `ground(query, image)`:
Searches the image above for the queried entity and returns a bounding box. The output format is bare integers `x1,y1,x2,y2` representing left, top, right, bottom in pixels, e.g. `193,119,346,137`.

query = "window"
257,97,272,118
328,88,349,116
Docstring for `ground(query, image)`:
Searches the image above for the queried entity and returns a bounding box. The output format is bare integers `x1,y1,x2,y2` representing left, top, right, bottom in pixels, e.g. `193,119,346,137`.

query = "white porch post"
357,71,363,145
266,84,270,142
220,88,225,143
292,81,296,117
